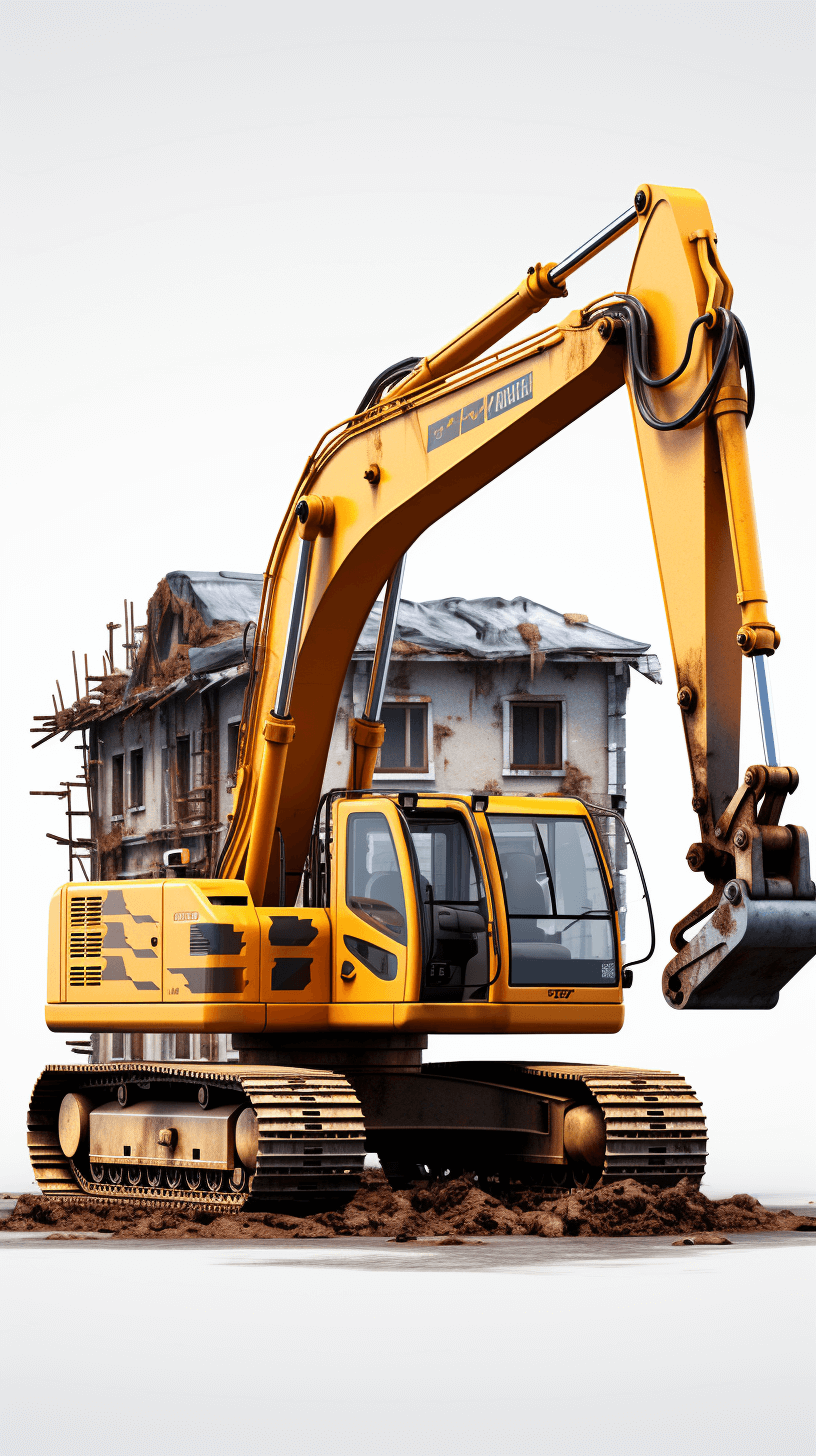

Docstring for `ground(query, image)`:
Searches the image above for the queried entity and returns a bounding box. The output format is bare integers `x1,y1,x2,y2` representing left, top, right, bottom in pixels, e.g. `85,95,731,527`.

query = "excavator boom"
219,183,815,1007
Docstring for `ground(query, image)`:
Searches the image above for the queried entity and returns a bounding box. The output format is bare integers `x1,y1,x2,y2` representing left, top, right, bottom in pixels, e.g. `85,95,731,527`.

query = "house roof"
181,582,660,681
165,570,264,627
35,575,662,745
353,594,661,682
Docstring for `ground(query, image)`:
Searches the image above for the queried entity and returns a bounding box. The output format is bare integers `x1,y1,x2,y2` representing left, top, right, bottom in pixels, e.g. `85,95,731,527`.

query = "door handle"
340,961,357,981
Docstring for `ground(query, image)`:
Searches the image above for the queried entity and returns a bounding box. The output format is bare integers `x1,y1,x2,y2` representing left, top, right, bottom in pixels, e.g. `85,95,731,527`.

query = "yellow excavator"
31,184,816,1209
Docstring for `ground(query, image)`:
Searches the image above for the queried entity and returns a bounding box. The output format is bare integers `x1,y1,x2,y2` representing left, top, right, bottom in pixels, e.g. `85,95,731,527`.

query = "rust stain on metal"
711,902,737,937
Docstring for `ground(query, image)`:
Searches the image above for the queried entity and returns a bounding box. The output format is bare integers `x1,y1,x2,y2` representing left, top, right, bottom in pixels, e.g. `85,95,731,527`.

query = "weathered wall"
324,657,613,800
92,652,630,920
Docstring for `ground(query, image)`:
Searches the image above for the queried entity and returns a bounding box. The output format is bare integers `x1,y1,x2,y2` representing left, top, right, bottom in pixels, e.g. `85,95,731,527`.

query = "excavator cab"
310,791,626,1017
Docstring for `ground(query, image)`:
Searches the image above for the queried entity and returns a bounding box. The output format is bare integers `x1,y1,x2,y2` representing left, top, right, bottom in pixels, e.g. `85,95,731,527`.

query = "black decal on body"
102,955,128,980
268,917,319,948
270,958,312,990
102,920,157,956
169,967,246,994
101,955,159,991
102,888,156,923
343,934,398,981
189,923,245,956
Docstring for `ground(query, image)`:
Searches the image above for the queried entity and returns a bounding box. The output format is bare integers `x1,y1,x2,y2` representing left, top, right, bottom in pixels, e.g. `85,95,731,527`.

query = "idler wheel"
235,1107,258,1171
563,1103,607,1170
58,1092,92,1159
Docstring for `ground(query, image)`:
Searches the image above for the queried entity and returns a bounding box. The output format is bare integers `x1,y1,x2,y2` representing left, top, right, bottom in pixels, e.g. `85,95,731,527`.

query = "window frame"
175,734,191,821
502,696,566,778
128,746,145,810
111,753,124,821
226,717,242,782
373,696,435,782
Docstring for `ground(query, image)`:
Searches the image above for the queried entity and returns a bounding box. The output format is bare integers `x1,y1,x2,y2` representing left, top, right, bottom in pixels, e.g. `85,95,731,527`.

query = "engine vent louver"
68,895,104,989
69,968,102,987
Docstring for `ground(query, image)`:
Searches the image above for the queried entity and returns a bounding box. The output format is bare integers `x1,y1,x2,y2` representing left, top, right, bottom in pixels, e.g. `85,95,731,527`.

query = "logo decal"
461,397,485,433
427,410,462,452
174,910,199,922
427,371,533,454
547,988,574,999
487,371,533,420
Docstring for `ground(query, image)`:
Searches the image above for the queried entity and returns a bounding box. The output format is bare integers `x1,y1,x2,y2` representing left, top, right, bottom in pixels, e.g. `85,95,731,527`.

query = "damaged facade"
33,572,660,1060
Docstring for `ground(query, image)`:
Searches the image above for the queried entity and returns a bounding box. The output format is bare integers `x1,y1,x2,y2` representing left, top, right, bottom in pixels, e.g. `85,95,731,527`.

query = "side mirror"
163,848,190,875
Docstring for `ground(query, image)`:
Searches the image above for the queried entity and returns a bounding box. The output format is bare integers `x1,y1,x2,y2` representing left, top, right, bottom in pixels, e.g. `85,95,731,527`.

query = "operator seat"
502,853,550,920
366,872,404,914
502,853,571,963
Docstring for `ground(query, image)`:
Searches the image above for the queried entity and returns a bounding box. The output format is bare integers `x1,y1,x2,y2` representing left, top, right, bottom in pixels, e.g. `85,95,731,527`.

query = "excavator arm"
219,183,815,1008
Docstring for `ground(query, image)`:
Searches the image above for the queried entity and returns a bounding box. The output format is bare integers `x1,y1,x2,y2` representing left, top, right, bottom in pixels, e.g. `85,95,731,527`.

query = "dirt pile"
7,1173,816,1241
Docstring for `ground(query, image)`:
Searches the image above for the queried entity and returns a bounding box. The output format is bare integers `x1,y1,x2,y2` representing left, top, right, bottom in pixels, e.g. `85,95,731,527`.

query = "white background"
2,0,814,1194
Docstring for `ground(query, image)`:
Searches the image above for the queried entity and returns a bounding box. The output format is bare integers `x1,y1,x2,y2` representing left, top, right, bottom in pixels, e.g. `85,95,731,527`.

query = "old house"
33,572,660,1062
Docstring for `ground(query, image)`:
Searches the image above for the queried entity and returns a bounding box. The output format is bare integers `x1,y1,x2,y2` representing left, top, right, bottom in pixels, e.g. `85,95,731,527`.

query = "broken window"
510,702,561,770
111,755,124,818
378,703,428,772
176,735,190,819
129,747,144,808
227,721,241,776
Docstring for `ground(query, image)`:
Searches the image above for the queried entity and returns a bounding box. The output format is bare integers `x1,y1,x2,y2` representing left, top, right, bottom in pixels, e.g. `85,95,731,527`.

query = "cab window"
346,812,407,945
488,814,617,987
407,813,490,1001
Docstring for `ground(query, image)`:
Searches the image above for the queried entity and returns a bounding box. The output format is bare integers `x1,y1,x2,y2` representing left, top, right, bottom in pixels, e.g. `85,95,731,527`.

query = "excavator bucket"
663,886,816,1009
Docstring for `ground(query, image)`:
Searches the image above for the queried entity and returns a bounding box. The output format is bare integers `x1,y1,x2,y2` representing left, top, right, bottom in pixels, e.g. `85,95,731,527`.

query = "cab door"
332,798,422,1004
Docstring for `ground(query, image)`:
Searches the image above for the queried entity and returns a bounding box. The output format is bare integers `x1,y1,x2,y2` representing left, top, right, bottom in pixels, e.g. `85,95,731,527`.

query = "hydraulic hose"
355,356,422,415
597,297,755,431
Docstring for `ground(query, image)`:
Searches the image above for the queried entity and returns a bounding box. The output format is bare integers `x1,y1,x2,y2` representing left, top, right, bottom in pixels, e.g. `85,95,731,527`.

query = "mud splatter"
7,1174,815,1241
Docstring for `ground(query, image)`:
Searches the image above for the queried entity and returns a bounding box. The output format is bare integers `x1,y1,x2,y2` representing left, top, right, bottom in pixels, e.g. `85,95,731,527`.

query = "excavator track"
526,1064,708,1184
27,1062,366,1212
431,1062,707,1185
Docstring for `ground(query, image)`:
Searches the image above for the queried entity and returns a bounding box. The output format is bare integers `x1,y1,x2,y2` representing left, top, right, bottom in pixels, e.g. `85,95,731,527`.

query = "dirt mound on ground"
7,1174,816,1241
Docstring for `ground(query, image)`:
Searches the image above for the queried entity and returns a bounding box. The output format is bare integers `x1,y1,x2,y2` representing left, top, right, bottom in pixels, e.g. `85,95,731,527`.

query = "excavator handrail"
571,798,657,973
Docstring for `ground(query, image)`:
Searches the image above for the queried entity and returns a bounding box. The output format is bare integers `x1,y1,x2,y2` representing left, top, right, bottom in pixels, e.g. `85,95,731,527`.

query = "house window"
129,747,144,807
176,736,190,819
227,721,241,776
379,703,428,772
510,702,562,770
111,755,124,818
